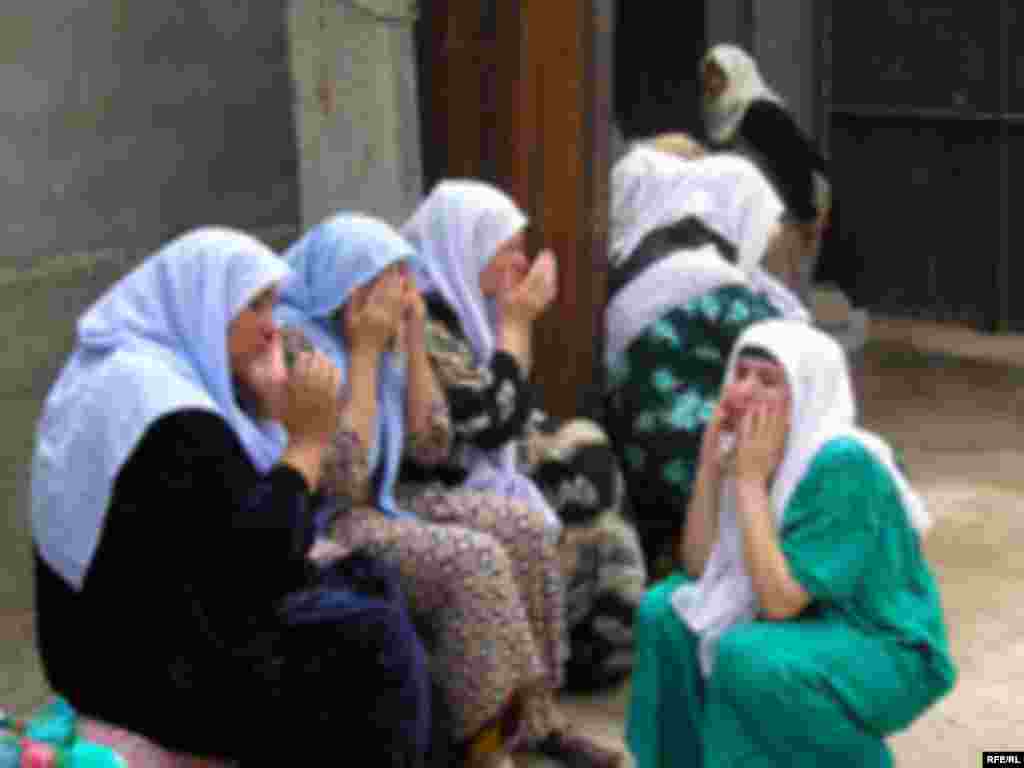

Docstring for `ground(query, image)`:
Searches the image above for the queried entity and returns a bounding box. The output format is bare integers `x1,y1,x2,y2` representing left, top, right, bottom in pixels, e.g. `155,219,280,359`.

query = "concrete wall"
706,0,752,53
706,0,819,139
0,1,302,614
288,0,422,229
752,0,817,136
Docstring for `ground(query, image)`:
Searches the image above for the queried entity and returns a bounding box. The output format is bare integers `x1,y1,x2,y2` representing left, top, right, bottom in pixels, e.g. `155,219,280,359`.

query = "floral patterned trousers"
330,488,567,744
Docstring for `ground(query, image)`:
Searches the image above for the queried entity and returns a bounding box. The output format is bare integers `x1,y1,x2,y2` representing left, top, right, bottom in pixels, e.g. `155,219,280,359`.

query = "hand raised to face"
498,248,558,326
280,348,344,446
734,400,789,485
344,266,405,354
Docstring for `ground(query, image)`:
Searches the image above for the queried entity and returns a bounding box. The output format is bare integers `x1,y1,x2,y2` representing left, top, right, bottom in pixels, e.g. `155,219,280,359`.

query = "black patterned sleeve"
425,316,535,452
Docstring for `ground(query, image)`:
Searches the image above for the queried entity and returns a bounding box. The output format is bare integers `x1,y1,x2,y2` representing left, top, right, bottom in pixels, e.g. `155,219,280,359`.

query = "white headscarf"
606,145,807,367
31,228,292,590
671,320,932,677
403,180,526,362
402,180,561,531
702,43,784,144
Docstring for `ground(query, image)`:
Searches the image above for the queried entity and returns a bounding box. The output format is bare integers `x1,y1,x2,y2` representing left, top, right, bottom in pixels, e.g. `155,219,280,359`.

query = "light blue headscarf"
275,213,415,518
31,228,292,590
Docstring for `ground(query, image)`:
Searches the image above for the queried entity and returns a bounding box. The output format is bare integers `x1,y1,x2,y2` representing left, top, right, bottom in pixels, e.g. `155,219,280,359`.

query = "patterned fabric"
524,417,647,692
80,719,229,768
405,399,452,467
605,283,780,578
423,310,532,454
327,489,566,745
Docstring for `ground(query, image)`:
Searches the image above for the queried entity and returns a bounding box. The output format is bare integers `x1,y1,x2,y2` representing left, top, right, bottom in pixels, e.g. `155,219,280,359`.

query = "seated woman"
605,144,808,578
30,228,432,767
627,320,956,768
701,43,832,304
399,182,623,767
274,212,620,768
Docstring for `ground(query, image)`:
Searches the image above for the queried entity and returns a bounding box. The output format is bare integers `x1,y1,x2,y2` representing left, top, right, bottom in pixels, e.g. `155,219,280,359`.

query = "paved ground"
4,315,1023,766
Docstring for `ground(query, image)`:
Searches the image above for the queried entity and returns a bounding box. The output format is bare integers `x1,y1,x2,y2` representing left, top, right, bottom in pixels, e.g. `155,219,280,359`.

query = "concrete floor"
4,315,1023,766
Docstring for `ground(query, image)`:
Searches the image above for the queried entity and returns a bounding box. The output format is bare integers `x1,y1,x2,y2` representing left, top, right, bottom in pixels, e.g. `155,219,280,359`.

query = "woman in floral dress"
401,181,624,768
276,212,618,768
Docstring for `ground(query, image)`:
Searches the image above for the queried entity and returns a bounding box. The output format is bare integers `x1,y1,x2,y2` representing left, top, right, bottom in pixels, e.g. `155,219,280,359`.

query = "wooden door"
417,1,614,418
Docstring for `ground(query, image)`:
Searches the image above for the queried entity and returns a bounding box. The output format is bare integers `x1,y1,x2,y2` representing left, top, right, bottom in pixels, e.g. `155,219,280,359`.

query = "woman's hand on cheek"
281,349,343,446
735,401,788,486
499,249,558,326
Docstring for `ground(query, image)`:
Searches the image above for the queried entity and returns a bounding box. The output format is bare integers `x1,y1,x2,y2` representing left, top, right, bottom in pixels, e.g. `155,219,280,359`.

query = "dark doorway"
823,1,1018,332
614,2,706,141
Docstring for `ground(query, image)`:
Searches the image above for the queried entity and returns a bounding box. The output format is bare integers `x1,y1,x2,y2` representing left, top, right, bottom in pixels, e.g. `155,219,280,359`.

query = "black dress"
399,296,535,488
726,100,863,300
727,99,827,224
34,409,433,767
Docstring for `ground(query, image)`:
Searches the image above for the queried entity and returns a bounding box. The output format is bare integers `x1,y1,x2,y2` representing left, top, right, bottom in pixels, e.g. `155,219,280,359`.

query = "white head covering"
702,43,784,144
31,228,292,590
671,320,932,677
402,179,527,363
402,180,560,531
606,145,808,366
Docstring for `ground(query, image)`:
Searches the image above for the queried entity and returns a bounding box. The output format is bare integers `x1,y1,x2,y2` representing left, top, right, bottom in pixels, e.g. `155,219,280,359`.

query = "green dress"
605,283,780,576
626,437,956,768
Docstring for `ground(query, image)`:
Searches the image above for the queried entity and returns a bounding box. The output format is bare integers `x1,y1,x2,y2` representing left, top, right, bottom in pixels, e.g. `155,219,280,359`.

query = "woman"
30,228,432,767
605,144,807,578
400,180,560,527
400,183,623,767
275,213,619,768
701,43,831,303
627,320,956,767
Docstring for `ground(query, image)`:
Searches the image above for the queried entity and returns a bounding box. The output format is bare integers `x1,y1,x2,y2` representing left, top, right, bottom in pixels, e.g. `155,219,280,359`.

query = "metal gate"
822,1,1020,332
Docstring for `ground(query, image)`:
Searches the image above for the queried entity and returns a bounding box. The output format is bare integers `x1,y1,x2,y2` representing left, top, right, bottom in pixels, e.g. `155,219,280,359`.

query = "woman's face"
229,284,286,419
228,284,279,380
719,354,792,432
335,262,407,336
702,59,729,104
479,231,528,297
349,262,407,308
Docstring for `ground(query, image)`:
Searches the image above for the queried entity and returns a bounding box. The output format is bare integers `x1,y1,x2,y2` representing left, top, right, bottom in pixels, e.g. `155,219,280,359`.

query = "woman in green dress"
626,319,955,768
605,143,808,577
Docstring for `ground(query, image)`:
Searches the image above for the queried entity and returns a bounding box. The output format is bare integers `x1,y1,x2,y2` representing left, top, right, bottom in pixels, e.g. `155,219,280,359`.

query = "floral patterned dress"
605,284,780,578
282,327,566,747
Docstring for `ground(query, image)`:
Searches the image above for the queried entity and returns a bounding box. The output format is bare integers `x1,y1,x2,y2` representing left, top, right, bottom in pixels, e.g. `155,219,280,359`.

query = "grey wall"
287,0,422,229
706,0,819,140
752,0,817,137
706,0,752,53
1,1,301,614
